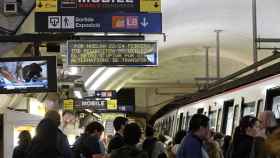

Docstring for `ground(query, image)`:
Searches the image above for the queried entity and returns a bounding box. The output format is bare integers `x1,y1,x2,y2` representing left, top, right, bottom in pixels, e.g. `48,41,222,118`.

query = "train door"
216,108,222,132
221,100,234,135
178,113,184,131
232,105,240,133
266,88,280,119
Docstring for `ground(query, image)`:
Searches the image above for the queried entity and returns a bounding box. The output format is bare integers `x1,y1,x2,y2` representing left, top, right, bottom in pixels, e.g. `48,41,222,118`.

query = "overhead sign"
36,0,58,12
140,0,161,12
60,0,140,12
67,40,158,66
63,99,74,110
35,12,162,33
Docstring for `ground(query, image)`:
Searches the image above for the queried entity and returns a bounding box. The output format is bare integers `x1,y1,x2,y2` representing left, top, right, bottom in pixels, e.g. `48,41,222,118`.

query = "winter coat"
110,145,148,158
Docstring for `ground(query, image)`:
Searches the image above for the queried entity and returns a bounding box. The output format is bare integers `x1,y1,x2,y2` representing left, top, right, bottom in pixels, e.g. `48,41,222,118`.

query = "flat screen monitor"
0,56,57,94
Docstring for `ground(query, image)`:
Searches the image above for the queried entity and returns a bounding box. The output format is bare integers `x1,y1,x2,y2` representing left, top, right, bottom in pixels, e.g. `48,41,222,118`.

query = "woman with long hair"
26,119,61,158
12,130,31,158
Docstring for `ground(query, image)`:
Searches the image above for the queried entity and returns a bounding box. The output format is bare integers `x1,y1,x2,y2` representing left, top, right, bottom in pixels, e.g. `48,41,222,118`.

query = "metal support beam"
205,46,210,85
215,30,223,79
0,34,145,42
257,38,280,43
252,0,258,70
208,53,280,89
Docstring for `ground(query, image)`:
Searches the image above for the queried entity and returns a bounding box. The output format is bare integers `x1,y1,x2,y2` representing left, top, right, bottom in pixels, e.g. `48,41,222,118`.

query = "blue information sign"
35,12,162,33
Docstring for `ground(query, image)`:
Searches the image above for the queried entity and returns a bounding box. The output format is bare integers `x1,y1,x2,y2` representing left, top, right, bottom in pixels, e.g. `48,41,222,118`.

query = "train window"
272,96,280,118
182,116,185,130
185,112,190,130
242,101,255,117
256,99,264,118
216,109,222,132
209,111,217,130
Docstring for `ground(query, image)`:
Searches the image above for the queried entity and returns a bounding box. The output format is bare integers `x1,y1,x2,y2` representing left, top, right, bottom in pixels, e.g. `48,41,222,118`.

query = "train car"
154,62,280,138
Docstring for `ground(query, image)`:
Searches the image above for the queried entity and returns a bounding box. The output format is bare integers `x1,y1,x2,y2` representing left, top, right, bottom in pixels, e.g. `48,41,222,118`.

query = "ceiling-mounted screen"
0,56,57,94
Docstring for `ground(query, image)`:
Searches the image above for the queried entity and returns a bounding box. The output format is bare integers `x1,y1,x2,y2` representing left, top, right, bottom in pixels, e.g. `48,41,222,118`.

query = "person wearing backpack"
73,121,105,158
138,126,166,158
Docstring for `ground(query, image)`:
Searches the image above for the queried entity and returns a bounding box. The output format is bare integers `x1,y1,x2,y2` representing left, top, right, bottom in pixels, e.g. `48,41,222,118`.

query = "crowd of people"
11,110,280,158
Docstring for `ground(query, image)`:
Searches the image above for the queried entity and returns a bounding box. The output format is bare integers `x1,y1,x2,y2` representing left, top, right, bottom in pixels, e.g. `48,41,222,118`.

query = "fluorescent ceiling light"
74,90,82,99
68,67,79,75
89,68,122,91
85,67,106,87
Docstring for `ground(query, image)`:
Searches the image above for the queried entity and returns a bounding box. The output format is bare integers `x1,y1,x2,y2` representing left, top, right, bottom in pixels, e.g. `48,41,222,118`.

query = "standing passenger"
250,111,278,158
110,123,148,158
176,114,210,158
73,121,105,158
45,110,72,158
171,130,186,157
26,119,61,158
138,126,166,158
108,117,128,153
12,130,31,158
230,116,258,158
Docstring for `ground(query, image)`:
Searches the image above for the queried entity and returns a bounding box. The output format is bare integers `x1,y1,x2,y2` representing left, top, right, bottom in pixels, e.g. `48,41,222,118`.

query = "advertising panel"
67,40,158,66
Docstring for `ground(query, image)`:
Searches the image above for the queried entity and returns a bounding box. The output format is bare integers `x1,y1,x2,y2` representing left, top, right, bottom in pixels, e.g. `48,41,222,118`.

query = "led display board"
67,40,158,66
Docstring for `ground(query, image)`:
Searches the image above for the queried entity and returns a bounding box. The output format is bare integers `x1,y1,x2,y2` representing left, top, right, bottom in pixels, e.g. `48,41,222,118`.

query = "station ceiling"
1,0,280,114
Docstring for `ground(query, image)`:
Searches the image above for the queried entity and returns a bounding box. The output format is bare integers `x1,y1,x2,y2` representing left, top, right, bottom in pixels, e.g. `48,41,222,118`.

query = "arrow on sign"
141,17,149,28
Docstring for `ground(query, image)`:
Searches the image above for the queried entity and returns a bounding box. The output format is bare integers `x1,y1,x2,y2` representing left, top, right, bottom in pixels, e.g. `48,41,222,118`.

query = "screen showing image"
0,61,47,90
0,56,57,94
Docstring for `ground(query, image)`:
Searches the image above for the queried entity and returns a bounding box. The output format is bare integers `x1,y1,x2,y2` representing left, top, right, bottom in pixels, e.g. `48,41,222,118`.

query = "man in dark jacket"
108,116,128,153
45,110,72,158
176,114,210,158
110,123,148,158
73,121,105,158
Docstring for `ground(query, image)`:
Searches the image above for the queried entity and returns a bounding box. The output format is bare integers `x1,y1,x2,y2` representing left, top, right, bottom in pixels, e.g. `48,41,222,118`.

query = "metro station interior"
1,0,280,158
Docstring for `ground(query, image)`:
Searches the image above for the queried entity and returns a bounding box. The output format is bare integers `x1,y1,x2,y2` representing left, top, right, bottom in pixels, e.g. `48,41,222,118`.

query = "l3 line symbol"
141,17,149,27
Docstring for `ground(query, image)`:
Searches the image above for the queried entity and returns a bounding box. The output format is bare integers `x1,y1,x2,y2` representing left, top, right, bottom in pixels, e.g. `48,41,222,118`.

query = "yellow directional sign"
107,99,118,110
36,0,57,12
140,0,161,13
64,99,74,110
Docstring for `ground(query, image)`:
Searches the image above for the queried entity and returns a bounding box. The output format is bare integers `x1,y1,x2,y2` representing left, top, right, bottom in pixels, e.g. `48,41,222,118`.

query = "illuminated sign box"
67,40,158,66
35,12,162,33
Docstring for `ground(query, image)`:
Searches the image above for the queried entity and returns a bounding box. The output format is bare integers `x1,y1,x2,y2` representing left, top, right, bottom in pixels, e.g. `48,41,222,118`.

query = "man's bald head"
45,110,61,127
259,111,277,129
